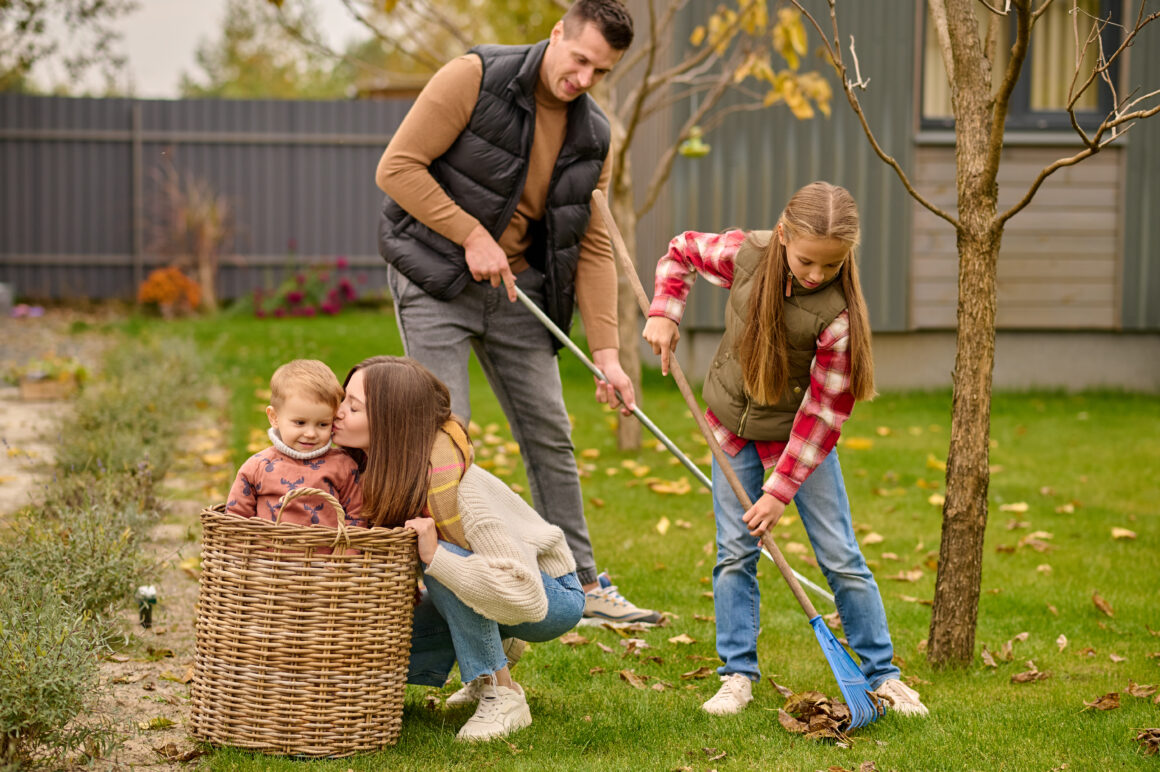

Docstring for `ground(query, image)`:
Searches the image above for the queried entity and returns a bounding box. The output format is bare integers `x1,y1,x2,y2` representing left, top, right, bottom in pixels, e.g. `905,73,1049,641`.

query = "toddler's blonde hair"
270,359,344,412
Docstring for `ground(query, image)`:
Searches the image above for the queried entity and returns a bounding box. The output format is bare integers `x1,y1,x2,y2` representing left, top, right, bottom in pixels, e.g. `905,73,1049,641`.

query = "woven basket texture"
191,493,417,758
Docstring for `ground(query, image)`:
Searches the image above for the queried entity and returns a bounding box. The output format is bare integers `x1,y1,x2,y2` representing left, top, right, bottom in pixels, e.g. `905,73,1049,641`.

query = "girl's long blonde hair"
341,356,460,528
737,181,875,403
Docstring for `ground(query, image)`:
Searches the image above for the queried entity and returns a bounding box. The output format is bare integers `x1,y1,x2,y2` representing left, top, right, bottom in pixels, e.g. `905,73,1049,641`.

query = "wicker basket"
190,487,417,757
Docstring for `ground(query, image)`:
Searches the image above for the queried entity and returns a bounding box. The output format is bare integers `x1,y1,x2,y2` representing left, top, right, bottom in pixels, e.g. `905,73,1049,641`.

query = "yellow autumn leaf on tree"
690,24,706,46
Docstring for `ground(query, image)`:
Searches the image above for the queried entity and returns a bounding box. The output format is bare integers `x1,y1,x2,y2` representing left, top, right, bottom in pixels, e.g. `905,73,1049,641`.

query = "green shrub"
0,581,115,767
54,335,206,478
0,497,150,642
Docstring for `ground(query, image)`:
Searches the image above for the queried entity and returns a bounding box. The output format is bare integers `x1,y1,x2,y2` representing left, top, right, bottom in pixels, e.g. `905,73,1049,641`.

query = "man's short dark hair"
562,0,634,51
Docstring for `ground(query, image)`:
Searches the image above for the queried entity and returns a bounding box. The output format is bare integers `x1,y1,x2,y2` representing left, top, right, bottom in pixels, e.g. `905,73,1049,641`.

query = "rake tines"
810,615,885,729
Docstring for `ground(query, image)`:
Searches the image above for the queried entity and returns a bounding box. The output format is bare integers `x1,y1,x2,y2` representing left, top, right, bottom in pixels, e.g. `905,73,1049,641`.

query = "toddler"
227,359,363,527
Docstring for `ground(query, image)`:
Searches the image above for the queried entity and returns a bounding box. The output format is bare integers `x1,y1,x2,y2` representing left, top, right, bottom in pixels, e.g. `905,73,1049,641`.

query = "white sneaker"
446,639,527,707
701,674,753,715
874,678,929,717
456,681,532,741
583,572,662,624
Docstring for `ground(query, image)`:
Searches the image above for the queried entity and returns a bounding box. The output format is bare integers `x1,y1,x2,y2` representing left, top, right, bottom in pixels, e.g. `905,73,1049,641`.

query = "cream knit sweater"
422,465,576,626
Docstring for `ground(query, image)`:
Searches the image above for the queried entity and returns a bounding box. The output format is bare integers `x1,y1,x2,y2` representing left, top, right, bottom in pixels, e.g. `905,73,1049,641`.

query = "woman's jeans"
712,446,900,688
407,542,586,686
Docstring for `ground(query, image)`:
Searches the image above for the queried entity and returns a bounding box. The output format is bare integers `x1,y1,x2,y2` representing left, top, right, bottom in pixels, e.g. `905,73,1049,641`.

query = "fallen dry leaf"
861,532,884,546
596,642,614,654
1081,692,1120,711
999,502,1029,513
667,633,696,645
620,638,649,656
898,594,932,606
588,497,605,508
1055,502,1076,514
655,516,671,535
138,717,176,731
680,666,716,680
926,453,946,471
588,667,605,675
152,743,205,762
768,679,796,698
1037,564,1052,574
618,670,648,689
882,552,900,561
702,747,727,761
981,647,998,668
1057,634,1068,652
875,426,892,436
559,631,589,647
1092,592,1115,617
1126,680,1158,699
778,708,809,734
112,672,147,684
842,436,874,450
1135,728,1160,756
885,569,925,583
1047,603,1059,616
1110,527,1137,540
1011,661,1050,683
1109,653,1126,663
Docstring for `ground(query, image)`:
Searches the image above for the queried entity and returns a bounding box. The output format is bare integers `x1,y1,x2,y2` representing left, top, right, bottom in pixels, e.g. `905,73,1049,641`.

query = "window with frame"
921,0,1120,131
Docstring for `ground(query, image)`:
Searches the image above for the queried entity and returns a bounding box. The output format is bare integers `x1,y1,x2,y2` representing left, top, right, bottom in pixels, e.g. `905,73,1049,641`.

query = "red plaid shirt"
649,230,856,505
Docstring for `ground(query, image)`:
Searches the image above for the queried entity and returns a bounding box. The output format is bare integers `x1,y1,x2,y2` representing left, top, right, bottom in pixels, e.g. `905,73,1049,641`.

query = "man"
376,0,660,625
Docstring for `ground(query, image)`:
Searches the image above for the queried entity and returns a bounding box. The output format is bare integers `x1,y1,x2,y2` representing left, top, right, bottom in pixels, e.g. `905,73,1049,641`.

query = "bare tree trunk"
197,252,218,311
929,227,999,665
928,0,1002,663
610,121,641,451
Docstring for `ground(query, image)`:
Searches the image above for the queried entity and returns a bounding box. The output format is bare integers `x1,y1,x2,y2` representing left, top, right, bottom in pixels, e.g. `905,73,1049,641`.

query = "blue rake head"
809,616,885,730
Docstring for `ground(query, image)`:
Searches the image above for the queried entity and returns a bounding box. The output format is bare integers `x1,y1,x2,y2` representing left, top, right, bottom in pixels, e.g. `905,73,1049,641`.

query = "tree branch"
984,0,1032,185
615,0,659,187
792,0,958,229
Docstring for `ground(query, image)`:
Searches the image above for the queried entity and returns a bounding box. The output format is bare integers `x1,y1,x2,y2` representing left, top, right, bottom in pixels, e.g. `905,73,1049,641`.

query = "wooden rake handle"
591,189,819,620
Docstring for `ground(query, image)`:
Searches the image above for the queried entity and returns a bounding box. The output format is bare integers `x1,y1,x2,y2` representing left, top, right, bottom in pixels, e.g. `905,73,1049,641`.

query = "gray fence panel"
1,94,409,301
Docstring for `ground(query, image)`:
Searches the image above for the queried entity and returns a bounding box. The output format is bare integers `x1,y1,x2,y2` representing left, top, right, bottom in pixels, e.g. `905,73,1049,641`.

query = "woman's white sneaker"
874,678,929,717
446,639,527,707
456,682,532,741
701,674,753,715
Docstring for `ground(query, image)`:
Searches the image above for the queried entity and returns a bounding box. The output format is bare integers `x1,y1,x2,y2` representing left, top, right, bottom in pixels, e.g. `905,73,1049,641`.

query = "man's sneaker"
583,572,662,624
455,681,532,742
874,678,929,717
446,639,526,707
702,674,753,715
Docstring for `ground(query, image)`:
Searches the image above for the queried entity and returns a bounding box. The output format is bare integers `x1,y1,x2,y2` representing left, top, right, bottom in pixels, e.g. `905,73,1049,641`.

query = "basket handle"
276,486,346,524
275,486,356,553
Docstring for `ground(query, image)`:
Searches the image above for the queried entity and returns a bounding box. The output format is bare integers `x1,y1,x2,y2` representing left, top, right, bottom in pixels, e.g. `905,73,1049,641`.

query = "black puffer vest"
702,233,847,442
378,40,610,345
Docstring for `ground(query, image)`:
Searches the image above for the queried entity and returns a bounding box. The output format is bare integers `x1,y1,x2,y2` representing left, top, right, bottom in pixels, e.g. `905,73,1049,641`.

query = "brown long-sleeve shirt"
376,53,619,351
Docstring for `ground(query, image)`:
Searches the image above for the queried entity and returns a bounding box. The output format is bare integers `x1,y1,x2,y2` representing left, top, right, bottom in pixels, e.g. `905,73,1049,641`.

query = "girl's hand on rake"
743,493,785,538
405,516,438,564
642,316,680,376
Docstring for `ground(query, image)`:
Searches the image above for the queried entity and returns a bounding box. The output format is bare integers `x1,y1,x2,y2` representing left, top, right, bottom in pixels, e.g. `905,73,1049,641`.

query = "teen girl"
643,181,928,717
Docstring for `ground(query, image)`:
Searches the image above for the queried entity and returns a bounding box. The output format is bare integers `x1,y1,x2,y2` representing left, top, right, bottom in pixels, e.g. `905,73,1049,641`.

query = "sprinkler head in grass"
136,585,157,628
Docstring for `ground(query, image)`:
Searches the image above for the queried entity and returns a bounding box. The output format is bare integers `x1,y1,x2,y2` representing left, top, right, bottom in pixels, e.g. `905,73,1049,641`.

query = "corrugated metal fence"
0,95,411,300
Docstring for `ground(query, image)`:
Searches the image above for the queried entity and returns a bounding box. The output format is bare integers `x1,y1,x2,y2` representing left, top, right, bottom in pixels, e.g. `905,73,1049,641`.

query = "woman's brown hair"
341,356,460,528
737,181,875,404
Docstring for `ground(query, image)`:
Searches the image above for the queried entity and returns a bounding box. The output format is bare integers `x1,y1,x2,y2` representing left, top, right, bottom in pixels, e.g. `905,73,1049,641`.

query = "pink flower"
296,274,306,286
339,278,357,300
255,308,267,318
335,256,349,269
286,290,304,304
302,306,317,317
321,302,340,315
274,307,286,318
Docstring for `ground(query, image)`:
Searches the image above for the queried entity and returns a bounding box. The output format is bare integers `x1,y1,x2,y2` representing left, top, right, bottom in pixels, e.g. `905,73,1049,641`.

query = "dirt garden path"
0,310,220,770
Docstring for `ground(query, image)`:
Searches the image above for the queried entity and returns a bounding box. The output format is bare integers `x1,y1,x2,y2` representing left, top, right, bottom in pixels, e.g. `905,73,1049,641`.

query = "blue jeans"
711,445,899,688
387,265,598,585
407,542,586,686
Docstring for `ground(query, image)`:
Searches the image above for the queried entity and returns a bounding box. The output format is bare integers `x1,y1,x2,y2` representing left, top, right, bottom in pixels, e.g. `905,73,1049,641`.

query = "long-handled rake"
589,190,884,729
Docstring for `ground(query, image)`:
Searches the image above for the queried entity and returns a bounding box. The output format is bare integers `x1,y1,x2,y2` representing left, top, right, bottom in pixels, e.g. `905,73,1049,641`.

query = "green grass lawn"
117,308,1160,771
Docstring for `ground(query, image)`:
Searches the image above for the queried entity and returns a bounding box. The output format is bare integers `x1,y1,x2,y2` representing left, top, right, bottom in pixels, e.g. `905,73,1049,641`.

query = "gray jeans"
386,265,597,585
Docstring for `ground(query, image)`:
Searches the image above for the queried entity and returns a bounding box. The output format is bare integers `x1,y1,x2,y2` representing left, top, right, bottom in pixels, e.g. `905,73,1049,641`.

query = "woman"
332,355,585,742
